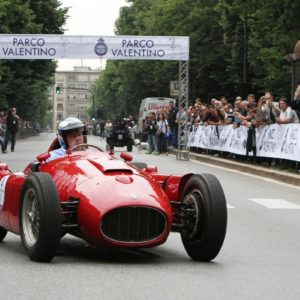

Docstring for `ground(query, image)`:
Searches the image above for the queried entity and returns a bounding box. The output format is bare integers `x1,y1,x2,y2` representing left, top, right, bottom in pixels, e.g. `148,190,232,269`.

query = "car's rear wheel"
180,173,227,261
0,226,7,242
19,172,61,262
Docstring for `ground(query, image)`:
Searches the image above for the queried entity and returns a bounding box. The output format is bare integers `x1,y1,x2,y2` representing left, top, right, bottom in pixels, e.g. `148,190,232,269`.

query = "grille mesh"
101,206,167,243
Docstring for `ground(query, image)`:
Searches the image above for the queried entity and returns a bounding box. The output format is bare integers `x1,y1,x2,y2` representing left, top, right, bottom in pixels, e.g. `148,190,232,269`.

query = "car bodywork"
0,140,227,262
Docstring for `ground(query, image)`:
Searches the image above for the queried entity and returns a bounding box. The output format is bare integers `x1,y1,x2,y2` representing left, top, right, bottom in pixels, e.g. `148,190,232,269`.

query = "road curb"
171,150,300,187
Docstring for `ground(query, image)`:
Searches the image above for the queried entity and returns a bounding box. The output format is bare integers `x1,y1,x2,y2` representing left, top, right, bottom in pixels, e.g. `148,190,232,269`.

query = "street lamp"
285,40,300,99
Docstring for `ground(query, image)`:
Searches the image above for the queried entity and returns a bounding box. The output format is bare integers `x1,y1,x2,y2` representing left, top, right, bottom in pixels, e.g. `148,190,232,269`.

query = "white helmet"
57,117,86,149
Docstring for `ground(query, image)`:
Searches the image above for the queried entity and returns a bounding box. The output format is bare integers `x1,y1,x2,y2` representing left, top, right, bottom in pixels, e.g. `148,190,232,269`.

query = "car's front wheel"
180,173,227,261
19,172,61,262
0,226,7,242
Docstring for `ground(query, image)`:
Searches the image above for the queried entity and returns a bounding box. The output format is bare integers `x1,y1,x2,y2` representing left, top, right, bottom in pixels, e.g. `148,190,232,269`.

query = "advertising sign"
0,35,189,61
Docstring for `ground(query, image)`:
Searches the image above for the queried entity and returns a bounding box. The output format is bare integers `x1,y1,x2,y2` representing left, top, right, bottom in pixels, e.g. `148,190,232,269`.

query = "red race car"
0,140,227,262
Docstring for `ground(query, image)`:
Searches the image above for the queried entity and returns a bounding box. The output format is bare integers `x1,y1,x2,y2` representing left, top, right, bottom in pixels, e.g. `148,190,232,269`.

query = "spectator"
261,91,280,124
276,98,299,124
157,112,169,155
167,100,178,148
0,112,6,153
146,112,159,154
247,94,256,104
222,104,234,124
3,107,20,153
104,119,113,148
244,107,257,162
205,105,223,125
194,97,202,107
290,87,300,120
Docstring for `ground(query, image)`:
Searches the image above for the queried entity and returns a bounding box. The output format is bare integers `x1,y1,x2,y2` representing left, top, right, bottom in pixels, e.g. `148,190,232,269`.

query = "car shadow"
56,235,190,265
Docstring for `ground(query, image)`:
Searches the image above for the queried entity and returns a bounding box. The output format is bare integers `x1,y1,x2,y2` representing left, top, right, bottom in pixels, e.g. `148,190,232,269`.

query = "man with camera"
259,91,280,124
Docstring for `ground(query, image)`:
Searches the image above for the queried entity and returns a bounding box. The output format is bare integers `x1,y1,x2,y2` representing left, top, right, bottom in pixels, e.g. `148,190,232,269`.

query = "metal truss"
176,61,189,160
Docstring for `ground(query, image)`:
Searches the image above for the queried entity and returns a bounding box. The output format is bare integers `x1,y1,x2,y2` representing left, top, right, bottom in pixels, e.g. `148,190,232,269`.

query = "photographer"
260,91,280,124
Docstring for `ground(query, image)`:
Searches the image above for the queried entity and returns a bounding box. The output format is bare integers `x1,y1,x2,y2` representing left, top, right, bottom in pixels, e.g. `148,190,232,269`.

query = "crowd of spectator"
187,90,299,131
139,100,179,155
187,88,300,170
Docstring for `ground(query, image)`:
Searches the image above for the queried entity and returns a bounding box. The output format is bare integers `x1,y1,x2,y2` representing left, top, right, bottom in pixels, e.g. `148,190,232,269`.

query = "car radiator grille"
101,206,167,243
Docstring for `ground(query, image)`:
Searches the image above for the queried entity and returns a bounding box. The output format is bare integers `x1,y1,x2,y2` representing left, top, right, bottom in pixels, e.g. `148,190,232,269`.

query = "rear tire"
180,174,227,261
19,172,61,262
0,226,7,242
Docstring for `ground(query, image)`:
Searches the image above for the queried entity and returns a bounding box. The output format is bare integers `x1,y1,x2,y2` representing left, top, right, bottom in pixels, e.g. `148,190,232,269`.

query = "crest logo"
94,38,108,56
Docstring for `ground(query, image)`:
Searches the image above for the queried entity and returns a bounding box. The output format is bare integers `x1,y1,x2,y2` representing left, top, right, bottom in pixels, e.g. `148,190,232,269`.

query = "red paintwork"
0,140,187,249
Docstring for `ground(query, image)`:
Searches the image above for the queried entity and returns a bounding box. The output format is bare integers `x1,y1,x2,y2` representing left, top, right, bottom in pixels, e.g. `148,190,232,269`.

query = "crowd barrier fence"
187,123,300,162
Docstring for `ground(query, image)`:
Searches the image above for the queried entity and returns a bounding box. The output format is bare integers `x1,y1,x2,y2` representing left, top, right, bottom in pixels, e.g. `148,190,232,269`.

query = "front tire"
180,174,227,261
19,172,61,262
0,226,7,242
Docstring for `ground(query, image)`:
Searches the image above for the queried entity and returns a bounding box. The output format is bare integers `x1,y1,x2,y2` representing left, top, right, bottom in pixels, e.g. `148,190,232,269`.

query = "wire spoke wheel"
180,174,227,261
20,173,62,262
22,188,40,247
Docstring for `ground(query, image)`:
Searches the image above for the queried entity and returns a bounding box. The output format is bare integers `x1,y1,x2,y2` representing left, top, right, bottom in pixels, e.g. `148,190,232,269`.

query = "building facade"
51,66,100,130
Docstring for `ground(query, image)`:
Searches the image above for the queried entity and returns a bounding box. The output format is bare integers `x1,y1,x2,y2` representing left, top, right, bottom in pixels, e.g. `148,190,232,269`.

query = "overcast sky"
56,0,128,71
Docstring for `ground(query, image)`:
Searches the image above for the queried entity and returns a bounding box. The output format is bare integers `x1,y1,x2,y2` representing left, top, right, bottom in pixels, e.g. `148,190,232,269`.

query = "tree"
0,0,68,126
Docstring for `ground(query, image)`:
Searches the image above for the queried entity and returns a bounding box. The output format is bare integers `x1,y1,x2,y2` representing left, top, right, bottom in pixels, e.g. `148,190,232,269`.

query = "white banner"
0,34,189,61
188,124,300,161
256,124,300,160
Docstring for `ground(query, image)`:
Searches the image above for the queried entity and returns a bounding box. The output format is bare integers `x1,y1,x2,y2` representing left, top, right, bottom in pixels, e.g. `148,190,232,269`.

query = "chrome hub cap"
22,188,40,246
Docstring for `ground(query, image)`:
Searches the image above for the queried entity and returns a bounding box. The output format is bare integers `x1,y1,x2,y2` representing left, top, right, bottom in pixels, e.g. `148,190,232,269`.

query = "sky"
56,0,128,71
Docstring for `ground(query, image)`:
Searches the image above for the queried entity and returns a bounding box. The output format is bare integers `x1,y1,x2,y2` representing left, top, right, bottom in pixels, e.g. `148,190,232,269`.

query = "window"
56,74,65,81
68,84,75,89
78,84,87,89
57,103,63,111
57,113,63,121
68,73,76,81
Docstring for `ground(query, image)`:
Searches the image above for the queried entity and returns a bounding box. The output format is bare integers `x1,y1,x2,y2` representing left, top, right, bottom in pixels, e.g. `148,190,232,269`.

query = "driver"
47,117,87,162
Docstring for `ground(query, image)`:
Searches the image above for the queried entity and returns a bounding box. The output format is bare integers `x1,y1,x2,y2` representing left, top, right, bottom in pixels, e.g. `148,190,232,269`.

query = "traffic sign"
170,81,179,97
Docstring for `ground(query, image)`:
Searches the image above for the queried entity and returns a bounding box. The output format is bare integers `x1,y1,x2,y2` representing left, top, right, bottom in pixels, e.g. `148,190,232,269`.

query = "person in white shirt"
276,98,299,124
47,117,86,162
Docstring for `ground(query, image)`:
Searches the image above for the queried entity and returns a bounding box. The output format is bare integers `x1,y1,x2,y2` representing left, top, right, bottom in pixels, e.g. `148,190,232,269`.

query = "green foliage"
0,0,68,126
95,0,300,118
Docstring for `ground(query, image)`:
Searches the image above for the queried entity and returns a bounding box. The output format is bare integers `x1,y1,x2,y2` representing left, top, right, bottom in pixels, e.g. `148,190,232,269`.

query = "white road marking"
248,198,300,209
227,204,235,209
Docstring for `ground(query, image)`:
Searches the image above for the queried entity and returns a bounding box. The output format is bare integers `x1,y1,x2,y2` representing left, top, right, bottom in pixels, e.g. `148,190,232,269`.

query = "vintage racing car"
0,139,227,262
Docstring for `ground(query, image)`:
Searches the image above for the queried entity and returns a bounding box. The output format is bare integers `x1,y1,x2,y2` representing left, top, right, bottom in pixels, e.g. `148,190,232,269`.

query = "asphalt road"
0,133,299,300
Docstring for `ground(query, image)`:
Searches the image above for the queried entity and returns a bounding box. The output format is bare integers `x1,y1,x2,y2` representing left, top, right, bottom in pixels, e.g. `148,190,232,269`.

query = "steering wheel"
68,143,103,153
